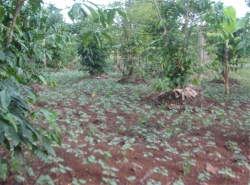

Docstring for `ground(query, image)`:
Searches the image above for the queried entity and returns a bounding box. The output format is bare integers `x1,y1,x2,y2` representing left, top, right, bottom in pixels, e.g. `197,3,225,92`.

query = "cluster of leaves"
0,2,73,70
68,1,126,34
34,4,76,69
206,31,245,73
68,1,127,74
203,3,248,73
0,0,61,181
78,40,110,74
45,33,72,69
144,0,249,93
109,0,156,76
232,12,250,62
146,0,206,88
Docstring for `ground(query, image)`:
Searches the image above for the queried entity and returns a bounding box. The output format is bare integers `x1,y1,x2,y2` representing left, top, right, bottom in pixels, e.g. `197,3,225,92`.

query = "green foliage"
206,30,246,73
152,78,170,92
69,2,127,48
68,3,88,21
204,5,247,77
223,7,237,33
78,41,109,74
173,179,184,185
72,178,86,185
234,15,250,58
0,0,61,181
40,5,75,69
148,0,205,88
11,3,77,70
36,175,54,185
218,168,236,178
45,33,72,69
68,1,128,75
198,172,210,181
1,0,250,184
0,159,8,181
109,0,156,76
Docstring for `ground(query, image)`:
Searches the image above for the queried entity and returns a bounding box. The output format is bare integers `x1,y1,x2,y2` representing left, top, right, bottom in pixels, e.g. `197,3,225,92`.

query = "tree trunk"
43,39,46,68
128,52,134,76
184,0,190,51
198,27,203,79
224,40,229,95
6,0,24,48
152,0,168,39
115,49,119,64
128,65,133,76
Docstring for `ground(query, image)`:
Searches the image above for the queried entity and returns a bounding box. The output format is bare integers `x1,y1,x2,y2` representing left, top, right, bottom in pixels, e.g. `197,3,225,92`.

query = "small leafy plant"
218,167,236,178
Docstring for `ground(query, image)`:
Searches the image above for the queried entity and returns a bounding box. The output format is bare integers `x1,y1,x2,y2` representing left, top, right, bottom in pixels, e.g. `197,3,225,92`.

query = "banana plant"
222,6,237,95
235,15,250,53
222,7,247,95
206,6,246,95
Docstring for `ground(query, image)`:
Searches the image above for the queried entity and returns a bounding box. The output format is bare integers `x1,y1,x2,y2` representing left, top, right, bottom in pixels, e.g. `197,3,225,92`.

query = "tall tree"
109,0,157,76
148,0,209,88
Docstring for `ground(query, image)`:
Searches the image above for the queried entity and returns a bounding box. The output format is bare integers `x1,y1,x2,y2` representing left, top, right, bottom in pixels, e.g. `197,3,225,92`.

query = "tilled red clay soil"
1,83,250,185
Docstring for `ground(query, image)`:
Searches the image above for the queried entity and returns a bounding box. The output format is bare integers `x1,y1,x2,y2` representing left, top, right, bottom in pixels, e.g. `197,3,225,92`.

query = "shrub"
78,42,109,74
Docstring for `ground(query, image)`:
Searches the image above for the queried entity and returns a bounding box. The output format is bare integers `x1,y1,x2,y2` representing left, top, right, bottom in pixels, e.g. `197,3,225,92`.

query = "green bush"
78,42,109,74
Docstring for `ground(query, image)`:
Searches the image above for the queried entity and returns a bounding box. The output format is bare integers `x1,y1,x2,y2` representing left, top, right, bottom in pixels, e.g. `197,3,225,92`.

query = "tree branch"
183,0,190,51
152,0,168,39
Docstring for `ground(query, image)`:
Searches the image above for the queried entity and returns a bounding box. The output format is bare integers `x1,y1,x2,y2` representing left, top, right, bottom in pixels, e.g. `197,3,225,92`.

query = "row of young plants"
23,70,250,184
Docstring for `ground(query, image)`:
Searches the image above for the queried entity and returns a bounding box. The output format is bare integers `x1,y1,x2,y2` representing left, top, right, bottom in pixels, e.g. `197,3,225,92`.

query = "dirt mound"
117,76,148,85
148,86,213,108
209,78,241,85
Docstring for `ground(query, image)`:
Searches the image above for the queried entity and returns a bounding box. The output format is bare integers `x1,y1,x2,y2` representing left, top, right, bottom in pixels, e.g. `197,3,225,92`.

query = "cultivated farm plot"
5,70,250,185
